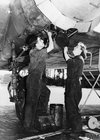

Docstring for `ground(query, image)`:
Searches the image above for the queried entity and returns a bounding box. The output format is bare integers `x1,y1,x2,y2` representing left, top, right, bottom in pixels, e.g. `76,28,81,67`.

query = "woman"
64,42,87,135
24,30,54,132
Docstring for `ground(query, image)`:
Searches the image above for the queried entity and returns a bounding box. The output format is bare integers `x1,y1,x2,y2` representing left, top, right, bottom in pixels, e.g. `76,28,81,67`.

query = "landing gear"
15,76,27,122
15,89,25,122
8,76,27,122
8,72,51,131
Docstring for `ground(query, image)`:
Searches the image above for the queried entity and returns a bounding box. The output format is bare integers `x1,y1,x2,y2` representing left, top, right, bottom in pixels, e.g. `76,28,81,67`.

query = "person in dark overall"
36,70,51,116
63,42,87,136
23,31,54,132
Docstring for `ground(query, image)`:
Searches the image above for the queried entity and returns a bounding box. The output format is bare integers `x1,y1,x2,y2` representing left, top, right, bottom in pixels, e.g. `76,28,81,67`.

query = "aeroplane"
0,0,100,127
0,0,100,69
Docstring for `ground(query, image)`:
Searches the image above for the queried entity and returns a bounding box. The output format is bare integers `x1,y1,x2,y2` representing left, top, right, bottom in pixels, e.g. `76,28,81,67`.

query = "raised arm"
46,31,54,53
64,47,70,61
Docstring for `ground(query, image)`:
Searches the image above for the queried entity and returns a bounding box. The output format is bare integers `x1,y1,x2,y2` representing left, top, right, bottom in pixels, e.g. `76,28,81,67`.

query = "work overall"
65,56,83,133
24,48,48,129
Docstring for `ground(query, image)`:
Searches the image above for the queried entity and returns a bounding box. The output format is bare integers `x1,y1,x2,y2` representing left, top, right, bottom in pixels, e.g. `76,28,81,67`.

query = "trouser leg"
64,92,72,129
65,86,82,132
36,82,50,116
24,72,41,128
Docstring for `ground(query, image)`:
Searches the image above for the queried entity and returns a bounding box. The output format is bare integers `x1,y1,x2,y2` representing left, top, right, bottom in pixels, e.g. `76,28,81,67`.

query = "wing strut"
80,49,100,112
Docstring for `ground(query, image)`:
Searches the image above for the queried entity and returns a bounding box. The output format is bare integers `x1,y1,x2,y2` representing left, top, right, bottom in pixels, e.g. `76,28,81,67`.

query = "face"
36,37,45,50
73,44,82,56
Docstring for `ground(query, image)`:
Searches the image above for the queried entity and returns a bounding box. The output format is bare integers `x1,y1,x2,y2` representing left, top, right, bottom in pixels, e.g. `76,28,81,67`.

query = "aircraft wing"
0,0,100,69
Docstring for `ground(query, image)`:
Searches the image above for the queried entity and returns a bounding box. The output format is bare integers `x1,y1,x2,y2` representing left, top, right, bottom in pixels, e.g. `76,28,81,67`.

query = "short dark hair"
25,34,37,47
25,31,49,48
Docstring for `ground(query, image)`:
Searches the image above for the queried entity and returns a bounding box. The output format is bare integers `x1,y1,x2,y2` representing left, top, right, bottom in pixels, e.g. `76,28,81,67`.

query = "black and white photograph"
0,0,100,139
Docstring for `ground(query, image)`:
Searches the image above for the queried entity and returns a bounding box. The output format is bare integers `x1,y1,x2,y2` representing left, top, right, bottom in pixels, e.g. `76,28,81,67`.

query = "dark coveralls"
24,48,49,128
65,55,84,133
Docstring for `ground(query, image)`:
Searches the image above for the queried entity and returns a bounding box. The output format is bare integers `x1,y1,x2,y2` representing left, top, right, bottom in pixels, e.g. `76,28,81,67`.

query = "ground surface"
0,105,100,140
0,84,100,139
